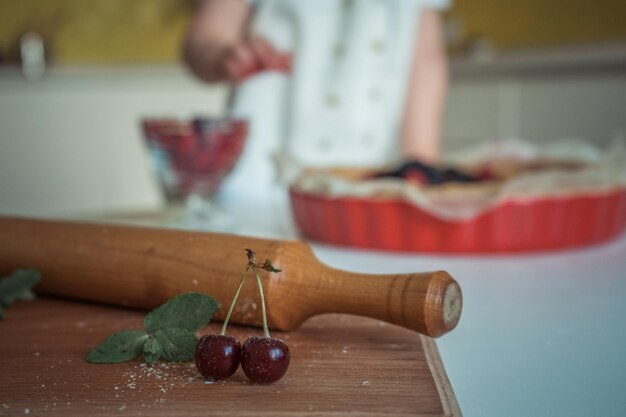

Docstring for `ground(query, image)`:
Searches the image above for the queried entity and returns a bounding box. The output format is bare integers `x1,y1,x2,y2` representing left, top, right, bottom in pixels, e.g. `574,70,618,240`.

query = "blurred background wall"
448,0,626,50
2,0,626,62
0,0,625,215
0,0,193,64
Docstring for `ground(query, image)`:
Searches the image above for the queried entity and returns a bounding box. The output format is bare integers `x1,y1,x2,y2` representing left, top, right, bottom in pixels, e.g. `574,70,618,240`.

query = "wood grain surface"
0,298,461,417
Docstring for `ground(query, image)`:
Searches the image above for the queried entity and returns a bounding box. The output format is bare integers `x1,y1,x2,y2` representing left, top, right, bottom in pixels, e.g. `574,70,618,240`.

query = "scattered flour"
119,362,201,397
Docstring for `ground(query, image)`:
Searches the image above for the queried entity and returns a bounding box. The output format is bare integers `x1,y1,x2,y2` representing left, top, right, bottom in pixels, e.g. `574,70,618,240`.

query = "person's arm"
183,0,290,83
183,0,250,82
400,9,449,164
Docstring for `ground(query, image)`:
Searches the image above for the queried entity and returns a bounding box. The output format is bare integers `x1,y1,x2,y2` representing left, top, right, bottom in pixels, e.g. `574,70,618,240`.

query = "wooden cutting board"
0,298,461,417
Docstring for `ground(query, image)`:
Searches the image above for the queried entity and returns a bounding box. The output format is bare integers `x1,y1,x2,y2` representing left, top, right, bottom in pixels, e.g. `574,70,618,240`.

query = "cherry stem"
252,266,271,338
220,265,250,336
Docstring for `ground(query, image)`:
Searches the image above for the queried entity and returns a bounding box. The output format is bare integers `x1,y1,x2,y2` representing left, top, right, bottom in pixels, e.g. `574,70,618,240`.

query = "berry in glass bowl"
141,117,248,227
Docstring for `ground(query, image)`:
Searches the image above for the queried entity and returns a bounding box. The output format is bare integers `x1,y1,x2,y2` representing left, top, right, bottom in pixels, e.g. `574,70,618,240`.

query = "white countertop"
235,195,626,417
101,196,626,417
312,235,626,417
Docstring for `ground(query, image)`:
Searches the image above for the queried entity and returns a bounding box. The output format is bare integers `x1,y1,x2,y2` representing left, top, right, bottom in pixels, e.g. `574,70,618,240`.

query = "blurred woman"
184,0,449,214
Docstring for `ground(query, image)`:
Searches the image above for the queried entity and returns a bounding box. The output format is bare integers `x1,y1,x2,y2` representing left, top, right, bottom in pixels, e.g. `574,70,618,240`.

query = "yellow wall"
0,0,192,64
450,0,626,50
0,0,625,64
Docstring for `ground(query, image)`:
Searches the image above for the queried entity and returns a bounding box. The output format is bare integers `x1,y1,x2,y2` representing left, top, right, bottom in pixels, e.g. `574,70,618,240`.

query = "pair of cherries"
195,249,290,384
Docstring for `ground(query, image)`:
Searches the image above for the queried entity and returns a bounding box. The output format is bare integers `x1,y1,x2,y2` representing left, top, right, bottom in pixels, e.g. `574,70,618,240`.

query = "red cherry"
241,336,290,384
195,335,241,382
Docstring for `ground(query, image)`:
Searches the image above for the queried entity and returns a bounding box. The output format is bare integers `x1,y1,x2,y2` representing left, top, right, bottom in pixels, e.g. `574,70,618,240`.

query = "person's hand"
222,36,292,83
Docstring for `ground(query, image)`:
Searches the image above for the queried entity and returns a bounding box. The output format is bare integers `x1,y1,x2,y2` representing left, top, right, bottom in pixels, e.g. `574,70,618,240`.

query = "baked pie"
289,140,626,252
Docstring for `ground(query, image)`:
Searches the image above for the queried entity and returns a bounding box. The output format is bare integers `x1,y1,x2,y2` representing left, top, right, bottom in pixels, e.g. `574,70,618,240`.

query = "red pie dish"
289,155,626,253
290,187,626,253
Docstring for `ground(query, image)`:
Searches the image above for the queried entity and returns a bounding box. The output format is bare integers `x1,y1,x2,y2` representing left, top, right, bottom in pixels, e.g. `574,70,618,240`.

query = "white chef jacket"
222,0,450,206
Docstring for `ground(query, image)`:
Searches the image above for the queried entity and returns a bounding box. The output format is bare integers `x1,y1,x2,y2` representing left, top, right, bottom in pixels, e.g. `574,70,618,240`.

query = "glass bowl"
141,117,248,226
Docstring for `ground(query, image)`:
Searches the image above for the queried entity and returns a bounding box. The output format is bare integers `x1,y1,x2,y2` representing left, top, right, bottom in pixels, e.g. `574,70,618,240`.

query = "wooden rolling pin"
0,216,462,337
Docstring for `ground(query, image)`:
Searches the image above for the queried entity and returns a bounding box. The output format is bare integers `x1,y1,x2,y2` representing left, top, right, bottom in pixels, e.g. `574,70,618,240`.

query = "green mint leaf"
0,269,41,306
143,337,162,364
260,259,282,273
85,292,217,364
86,330,148,364
144,292,219,334
152,328,197,362
143,350,160,365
